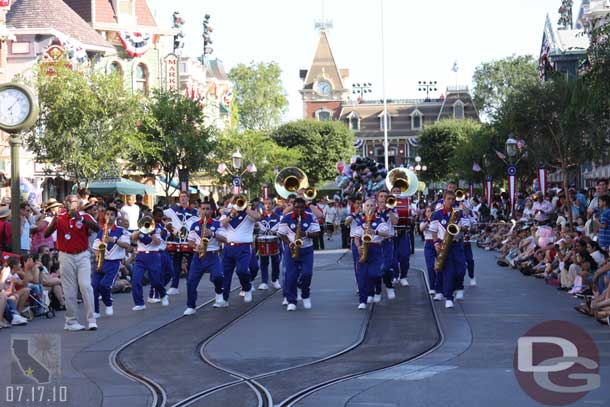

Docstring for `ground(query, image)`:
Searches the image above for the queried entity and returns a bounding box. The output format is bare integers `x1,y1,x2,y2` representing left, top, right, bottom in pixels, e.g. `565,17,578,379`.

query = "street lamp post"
352,83,372,101
505,134,521,216
217,149,257,196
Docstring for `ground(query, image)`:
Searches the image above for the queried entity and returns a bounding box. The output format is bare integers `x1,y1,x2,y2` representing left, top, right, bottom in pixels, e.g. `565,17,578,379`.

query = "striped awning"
584,164,610,180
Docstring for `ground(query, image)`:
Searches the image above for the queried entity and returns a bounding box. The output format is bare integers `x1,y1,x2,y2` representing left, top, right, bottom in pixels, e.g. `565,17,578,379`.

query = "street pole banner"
485,176,493,208
508,165,517,214
469,184,474,198
232,176,241,195
538,166,547,198
263,184,269,200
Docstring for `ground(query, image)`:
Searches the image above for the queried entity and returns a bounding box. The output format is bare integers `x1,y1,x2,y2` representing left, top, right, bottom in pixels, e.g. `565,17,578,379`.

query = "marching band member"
377,190,398,300
92,207,130,317
184,199,227,315
164,191,198,295
130,216,168,311
257,198,282,290
220,195,261,304
429,190,465,308
346,199,363,288
420,206,439,297
390,186,411,286
458,203,477,295
148,208,175,303
352,198,391,309
277,198,320,311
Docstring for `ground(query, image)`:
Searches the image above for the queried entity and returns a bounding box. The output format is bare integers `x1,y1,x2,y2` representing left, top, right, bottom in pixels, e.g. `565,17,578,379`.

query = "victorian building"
300,29,479,169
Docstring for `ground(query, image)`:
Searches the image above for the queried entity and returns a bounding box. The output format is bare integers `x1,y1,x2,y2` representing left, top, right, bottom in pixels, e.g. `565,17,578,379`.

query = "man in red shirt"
45,195,100,331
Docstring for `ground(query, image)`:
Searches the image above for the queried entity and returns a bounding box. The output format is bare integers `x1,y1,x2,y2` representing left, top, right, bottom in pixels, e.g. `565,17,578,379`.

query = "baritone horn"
233,195,248,211
274,167,310,199
138,216,156,234
385,168,419,196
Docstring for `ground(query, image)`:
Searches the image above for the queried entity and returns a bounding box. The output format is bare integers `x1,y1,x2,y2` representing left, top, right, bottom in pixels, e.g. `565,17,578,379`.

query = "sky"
147,0,569,121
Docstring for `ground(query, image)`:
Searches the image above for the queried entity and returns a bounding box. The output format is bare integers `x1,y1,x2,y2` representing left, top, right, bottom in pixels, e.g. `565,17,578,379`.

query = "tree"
228,61,288,131
212,130,301,197
417,119,483,182
134,89,218,198
26,63,150,187
495,77,607,223
472,55,539,120
272,120,354,185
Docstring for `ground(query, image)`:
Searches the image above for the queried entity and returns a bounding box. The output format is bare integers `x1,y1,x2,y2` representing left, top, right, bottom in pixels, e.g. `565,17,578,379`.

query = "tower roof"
303,31,346,91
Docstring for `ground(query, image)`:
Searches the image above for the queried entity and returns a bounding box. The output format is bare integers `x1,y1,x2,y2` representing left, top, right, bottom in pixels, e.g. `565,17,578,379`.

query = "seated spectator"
39,253,65,311
1,257,29,325
0,291,9,328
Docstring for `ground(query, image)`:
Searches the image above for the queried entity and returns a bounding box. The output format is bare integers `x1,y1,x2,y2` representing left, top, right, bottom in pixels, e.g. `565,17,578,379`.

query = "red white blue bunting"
118,31,152,58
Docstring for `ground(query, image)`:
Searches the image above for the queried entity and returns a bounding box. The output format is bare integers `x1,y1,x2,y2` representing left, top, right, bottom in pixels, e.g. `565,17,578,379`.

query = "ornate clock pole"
0,83,39,253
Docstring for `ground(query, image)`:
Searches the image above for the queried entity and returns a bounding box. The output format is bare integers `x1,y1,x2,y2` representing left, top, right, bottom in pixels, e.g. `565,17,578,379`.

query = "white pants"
59,251,95,325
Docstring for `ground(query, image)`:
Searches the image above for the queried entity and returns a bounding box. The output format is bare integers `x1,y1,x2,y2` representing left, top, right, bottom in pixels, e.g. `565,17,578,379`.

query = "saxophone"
359,210,374,264
291,216,303,259
434,209,460,272
198,216,209,259
96,218,111,271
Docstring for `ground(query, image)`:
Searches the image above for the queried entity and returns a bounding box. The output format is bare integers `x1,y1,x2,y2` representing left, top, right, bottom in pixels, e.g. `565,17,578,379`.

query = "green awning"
88,178,155,195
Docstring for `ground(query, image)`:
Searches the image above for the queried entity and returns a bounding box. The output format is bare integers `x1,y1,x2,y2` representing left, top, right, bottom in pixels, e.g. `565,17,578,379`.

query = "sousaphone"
274,167,309,199
385,168,419,197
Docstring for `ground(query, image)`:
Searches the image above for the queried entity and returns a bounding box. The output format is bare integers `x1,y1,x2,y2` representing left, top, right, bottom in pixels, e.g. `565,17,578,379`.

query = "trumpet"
455,189,466,202
138,216,156,234
386,195,397,209
233,195,248,211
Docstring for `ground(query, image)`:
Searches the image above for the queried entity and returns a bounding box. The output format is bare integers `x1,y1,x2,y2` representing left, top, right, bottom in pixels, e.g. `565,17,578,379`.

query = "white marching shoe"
428,290,436,295
287,303,297,311
272,280,281,289
433,293,445,301
105,306,114,316
239,290,245,297
445,300,454,309
367,296,374,304
64,322,84,331
166,288,179,295
147,297,161,303
258,283,269,290
183,307,196,316
132,305,146,311
358,303,367,310
93,312,101,319
297,291,303,302
373,294,382,303
386,288,396,300
400,278,409,286
470,278,477,287
213,294,228,308
302,298,312,309
282,297,289,306
161,295,169,306
244,289,253,303
455,290,464,301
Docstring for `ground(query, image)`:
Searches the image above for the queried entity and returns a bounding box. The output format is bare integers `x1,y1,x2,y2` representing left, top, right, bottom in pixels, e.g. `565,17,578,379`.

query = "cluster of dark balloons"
336,157,388,197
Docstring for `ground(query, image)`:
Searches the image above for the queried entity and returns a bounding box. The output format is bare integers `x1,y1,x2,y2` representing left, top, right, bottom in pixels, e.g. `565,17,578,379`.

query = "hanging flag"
485,176,493,208
472,162,481,172
494,149,507,161
538,165,548,198
117,31,152,58
263,184,269,200
231,176,241,195
451,61,459,72
507,165,517,215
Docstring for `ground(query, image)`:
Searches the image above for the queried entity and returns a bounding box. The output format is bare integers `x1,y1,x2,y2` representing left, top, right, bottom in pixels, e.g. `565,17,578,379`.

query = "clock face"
0,87,32,128
317,81,332,96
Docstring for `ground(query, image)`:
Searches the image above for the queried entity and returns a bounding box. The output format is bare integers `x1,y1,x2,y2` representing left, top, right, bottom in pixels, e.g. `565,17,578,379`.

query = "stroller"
23,285,56,320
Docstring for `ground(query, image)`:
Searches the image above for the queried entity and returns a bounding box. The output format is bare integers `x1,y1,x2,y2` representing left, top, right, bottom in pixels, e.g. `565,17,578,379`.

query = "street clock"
0,83,39,133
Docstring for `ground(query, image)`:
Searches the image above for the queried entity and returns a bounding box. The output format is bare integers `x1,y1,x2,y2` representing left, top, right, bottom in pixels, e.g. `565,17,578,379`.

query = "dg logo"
514,320,600,405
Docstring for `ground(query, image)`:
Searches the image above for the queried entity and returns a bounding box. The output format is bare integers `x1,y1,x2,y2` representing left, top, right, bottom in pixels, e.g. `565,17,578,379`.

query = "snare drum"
166,242,178,252
176,242,193,253
256,235,280,256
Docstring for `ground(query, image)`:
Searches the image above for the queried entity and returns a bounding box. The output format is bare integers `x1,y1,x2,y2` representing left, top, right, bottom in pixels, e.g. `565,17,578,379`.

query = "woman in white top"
521,198,535,222
420,206,439,296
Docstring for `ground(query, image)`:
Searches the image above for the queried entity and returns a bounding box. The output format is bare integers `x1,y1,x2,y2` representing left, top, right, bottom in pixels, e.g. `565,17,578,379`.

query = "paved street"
1,236,609,407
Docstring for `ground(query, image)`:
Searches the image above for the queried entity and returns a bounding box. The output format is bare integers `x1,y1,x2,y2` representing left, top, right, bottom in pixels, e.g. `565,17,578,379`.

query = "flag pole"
381,0,389,170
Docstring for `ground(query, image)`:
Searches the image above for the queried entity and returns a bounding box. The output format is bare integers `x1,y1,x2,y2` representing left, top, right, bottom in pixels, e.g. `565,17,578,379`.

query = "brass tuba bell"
274,167,309,199
138,216,156,234
385,168,419,197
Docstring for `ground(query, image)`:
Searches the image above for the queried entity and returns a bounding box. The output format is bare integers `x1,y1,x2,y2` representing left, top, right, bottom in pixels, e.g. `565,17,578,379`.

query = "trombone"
138,216,156,234
233,195,249,211
455,189,466,202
